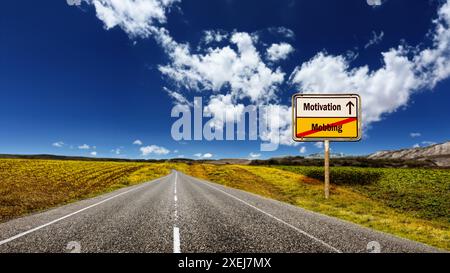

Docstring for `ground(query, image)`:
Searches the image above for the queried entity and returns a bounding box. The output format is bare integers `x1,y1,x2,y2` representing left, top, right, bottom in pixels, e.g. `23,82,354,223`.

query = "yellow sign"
292,94,361,141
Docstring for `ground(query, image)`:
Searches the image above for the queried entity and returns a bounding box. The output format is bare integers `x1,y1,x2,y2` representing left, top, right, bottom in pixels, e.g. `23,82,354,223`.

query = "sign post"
324,140,330,199
292,94,361,199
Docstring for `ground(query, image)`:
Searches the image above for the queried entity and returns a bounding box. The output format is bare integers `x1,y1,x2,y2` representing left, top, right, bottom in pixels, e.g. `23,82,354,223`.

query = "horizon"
2,139,447,161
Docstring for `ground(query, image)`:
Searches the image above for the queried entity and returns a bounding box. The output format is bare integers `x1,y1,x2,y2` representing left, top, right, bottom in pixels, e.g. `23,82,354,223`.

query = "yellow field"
177,164,449,250
0,159,448,250
0,159,173,222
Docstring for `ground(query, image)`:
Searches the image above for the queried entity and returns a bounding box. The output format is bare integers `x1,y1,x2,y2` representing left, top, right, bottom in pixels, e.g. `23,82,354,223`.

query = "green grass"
275,166,450,222
1,159,448,250
178,164,449,250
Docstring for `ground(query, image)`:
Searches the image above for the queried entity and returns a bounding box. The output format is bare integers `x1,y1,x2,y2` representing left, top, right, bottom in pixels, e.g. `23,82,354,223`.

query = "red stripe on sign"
296,117,357,138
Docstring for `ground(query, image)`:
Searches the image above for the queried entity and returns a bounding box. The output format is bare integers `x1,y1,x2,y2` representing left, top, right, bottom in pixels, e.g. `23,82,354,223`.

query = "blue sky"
1,0,449,159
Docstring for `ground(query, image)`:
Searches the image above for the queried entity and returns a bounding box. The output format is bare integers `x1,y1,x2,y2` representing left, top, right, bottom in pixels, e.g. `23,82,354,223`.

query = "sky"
1,0,450,159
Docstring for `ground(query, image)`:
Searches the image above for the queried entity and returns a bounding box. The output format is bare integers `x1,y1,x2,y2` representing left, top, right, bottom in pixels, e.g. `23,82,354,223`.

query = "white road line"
191,176,342,253
173,171,181,253
0,175,170,247
173,227,181,253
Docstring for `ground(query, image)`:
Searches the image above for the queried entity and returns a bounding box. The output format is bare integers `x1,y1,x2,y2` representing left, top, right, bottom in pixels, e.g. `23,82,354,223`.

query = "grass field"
0,159,173,222
0,159,448,250
177,164,450,250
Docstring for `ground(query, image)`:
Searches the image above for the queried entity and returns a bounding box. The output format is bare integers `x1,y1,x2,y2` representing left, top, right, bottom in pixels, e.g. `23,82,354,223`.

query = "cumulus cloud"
70,0,450,150
78,144,90,150
266,43,294,62
159,31,285,104
52,141,64,148
299,146,307,154
410,132,421,138
68,0,180,38
140,145,170,156
90,151,97,156
133,139,143,145
290,1,450,129
157,30,291,144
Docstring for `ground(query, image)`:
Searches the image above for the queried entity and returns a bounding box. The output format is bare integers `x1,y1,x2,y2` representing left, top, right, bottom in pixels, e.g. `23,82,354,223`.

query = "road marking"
0,175,170,246
173,171,181,253
173,227,181,253
191,175,342,253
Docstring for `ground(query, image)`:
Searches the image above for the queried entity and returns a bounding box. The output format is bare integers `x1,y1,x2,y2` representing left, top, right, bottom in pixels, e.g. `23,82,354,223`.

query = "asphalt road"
0,171,442,253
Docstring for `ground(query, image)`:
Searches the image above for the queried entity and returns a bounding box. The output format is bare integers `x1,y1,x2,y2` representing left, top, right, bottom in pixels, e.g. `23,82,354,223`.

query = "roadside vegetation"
1,158,448,250
0,159,173,222
177,164,449,250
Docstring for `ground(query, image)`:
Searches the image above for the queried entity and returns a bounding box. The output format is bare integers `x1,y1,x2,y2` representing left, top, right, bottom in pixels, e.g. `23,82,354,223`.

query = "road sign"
292,94,361,142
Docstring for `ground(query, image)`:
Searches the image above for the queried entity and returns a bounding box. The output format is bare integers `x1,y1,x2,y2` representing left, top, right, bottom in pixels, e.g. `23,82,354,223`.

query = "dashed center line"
173,171,181,253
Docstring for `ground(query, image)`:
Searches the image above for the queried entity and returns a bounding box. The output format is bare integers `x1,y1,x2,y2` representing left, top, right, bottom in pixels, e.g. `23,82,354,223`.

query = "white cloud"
203,153,213,158
68,0,180,38
78,144,90,150
140,145,170,156
414,1,450,88
249,152,261,158
266,43,294,62
413,143,420,148
364,31,384,49
314,142,324,149
366,0,385,7
299,146,307,154
52,141,64,148
202,30,229,44
194,153,213,158
71,0,450,150
410,132,421,138
66,0,82,6
158,31,285,104
290,2,450,131
133,139,143,145
268,27,295,39
90,151,97,156
164,87,192,106
290,48,421,127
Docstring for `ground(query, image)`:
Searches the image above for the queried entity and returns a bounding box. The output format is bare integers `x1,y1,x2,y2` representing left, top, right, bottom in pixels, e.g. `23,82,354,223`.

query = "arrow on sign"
346,101,355,115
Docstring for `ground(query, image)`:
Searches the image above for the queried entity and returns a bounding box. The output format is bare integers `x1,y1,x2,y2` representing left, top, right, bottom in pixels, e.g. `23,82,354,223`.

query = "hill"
369,141,450,167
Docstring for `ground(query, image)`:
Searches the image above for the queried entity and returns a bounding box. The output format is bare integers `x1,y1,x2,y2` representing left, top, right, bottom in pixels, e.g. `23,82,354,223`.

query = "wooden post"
324,140,330,199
